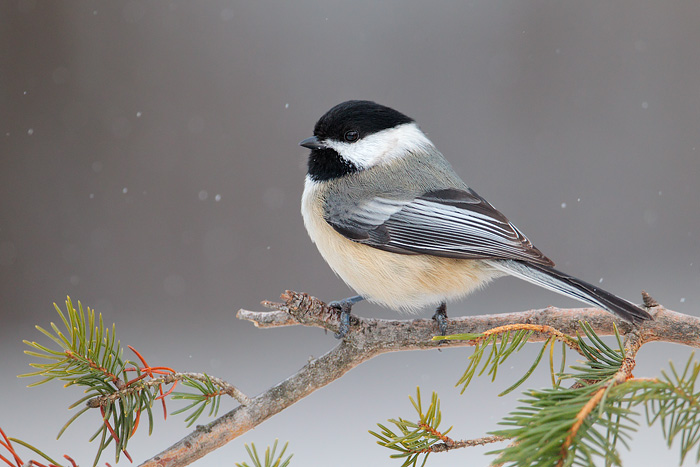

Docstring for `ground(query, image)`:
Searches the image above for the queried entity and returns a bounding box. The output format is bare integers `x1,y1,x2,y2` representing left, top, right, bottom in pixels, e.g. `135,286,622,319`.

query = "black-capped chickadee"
300,100,652,337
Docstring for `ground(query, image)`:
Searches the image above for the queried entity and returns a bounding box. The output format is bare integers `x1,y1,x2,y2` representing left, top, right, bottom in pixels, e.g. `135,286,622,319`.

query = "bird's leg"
328,295,364,339
432,302,448,336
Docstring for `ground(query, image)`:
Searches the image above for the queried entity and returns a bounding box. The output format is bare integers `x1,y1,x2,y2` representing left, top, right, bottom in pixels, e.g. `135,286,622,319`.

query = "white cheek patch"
324,122,433,169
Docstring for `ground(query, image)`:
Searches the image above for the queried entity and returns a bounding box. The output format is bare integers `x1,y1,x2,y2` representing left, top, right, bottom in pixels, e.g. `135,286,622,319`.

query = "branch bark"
140,290,698,467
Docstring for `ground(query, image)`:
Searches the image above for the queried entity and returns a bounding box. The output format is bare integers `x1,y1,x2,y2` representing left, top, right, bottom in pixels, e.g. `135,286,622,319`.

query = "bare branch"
140,290,698,466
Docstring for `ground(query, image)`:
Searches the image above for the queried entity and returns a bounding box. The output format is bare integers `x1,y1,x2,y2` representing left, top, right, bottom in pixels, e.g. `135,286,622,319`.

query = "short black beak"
299,136,326,150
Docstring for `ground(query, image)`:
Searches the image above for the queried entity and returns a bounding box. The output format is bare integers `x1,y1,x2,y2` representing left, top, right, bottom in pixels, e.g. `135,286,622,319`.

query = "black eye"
344,130,359,142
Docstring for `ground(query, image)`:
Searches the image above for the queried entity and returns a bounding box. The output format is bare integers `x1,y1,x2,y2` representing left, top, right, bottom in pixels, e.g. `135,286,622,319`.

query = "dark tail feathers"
488,260,652,324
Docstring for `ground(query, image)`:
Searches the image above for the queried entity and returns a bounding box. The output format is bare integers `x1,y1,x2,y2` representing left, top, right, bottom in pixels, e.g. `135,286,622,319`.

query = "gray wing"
324,187,555,266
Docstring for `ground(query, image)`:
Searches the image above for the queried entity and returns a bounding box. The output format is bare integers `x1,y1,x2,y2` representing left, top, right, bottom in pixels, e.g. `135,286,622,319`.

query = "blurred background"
1,0,699,465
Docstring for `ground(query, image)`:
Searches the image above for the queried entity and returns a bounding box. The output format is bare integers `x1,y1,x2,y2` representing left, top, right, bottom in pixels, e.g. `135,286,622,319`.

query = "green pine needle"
370,388,451,467
375,323,700,467
18,298,162,466
171,374,224,426
235,440,294,467
455,327,558,395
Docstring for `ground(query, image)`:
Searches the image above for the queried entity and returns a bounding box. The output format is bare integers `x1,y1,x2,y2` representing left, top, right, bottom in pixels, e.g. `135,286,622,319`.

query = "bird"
299,100,652,338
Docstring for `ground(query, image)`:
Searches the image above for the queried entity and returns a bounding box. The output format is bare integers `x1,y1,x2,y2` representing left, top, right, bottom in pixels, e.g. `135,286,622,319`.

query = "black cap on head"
313,100,414,143
304,101,415,182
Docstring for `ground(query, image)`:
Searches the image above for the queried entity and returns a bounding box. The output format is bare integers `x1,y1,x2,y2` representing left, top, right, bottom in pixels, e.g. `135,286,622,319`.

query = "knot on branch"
279,290,340,323
642,290,660,308
240,290,351,333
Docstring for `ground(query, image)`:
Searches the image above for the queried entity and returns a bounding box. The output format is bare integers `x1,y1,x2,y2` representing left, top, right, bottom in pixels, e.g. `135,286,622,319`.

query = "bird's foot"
328,295,364,339
432,302,448,336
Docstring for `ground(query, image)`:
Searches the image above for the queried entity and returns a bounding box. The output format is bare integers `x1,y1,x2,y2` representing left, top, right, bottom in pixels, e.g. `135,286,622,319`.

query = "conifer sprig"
370,388,454,467
376,322,700,467
170,375,224,427
20,298,145,465
634,354,700,464
19,298,247,466
235,440,294,467
481,323,637,466
437,323,579,396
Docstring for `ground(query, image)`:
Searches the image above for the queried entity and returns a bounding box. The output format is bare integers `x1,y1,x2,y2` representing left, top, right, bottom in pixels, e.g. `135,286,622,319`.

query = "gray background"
2,0,699,465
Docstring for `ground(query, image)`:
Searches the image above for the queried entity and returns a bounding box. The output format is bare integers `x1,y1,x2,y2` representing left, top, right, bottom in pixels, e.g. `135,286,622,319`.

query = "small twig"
427,434,508,452
418,418,508,455
87,373,251,409
481,323,582,354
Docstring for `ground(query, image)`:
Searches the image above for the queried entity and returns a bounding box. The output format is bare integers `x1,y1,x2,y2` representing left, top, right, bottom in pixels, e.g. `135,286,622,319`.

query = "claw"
328,295,364,339
432,302,448,336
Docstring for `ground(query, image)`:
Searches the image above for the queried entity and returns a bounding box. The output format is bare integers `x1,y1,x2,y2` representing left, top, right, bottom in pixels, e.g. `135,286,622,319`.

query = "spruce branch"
20,297,141,465
371,388,509,467
629,353,700,463
20,298,250,466
370,388,500,467
486,323,700,467
370,323,643,467
489,322,642,466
